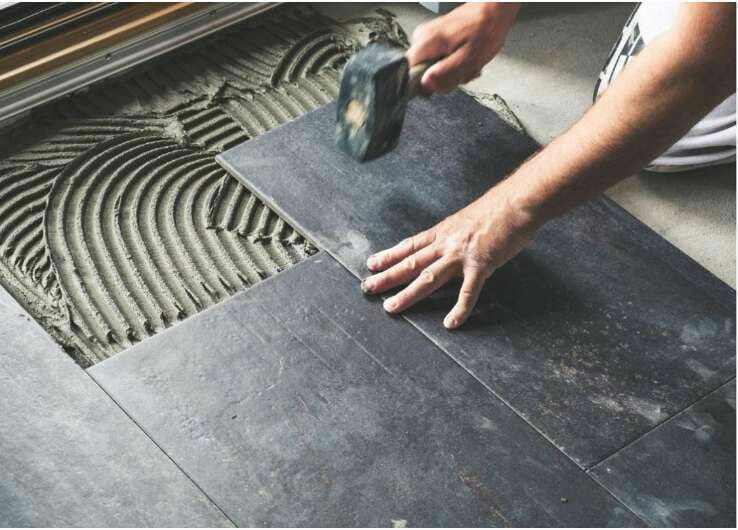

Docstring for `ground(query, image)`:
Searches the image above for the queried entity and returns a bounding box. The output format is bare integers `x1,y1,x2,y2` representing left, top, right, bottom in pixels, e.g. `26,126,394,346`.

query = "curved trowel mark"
43,134,309,366
0,6,407,366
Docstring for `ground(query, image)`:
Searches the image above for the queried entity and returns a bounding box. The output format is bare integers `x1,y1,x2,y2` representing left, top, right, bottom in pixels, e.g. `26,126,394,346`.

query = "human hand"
361,183,539,329
407,2,520,93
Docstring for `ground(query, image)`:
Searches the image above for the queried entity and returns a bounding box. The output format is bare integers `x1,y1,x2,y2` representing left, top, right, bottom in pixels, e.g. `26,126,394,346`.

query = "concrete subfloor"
319,2,736,288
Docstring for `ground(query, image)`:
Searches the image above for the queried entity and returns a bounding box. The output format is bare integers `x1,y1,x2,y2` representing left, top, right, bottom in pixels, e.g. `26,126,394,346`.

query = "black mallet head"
335,43,411,162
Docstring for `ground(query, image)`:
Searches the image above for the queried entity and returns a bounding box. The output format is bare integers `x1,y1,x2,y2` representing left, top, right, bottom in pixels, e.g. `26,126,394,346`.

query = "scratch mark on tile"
312,303,394,376
257,302,337,373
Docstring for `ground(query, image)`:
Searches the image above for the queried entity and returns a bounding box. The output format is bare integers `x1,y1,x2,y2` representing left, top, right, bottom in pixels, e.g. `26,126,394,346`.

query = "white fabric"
637,2,681,43
638,2,736,172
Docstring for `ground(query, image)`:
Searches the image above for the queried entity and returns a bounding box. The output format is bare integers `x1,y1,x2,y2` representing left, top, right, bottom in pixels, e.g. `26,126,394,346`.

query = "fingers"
443,267,489,329
383,258,458,314
362,244,440,294
422,45,477,93
406,20,452,66
366,231,434,272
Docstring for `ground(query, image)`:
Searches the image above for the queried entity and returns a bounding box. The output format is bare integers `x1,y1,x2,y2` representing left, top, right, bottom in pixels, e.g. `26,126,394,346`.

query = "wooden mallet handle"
407,62,432,98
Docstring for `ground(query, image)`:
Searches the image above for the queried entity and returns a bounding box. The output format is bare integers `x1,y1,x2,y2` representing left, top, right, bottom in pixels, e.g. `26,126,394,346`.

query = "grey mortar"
0,5,409,367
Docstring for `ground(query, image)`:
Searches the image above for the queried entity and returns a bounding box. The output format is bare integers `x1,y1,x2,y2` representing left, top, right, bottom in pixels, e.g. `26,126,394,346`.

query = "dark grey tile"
0,289,231,527
217,90,736,467
404,200,736,468
90,255,642,527
590,380,736,527
220,92,539,275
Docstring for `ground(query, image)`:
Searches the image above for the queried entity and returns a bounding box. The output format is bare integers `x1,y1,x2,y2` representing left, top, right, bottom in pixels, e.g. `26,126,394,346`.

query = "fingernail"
360,278,373,294
384,298,397,313
366,256,377,270
444,315,457,329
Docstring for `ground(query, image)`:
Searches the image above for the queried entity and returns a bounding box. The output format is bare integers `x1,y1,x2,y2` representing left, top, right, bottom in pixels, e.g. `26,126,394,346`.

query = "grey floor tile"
590,380,736,527
89,255,642,527
217,90,736,468
0,290,232,527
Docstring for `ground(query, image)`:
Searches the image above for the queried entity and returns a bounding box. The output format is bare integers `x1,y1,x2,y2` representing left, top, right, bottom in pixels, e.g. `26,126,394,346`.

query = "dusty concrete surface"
320,2,736,287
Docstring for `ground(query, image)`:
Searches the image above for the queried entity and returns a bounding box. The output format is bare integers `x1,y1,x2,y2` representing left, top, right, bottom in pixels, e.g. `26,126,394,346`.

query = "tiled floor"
591,380,735,527
0,288,231,527
1,3,734,527
215,91,735,525
89,256,641,527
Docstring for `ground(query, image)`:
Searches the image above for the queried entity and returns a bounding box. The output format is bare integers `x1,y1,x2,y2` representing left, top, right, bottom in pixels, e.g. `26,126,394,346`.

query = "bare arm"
363,3,736,328
509,2,736,221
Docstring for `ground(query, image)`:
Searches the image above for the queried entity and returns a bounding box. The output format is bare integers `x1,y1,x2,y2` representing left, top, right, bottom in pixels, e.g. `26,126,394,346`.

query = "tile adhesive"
0,6,408,366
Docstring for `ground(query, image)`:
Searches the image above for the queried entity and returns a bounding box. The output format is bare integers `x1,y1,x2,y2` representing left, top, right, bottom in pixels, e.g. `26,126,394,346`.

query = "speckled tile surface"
218,90,736,468
0,287,231,527
591,380,736,527
90,255,643,527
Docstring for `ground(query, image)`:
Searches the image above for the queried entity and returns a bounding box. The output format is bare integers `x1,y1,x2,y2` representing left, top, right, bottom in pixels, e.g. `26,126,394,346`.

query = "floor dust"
0,5,408,366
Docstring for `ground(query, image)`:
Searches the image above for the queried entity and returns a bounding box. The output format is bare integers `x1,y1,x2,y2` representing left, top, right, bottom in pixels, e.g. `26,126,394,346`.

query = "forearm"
496,3,736,226
364,3,735,326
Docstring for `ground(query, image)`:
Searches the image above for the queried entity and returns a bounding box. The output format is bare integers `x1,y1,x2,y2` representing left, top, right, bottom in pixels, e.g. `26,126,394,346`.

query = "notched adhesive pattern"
0,6,408,366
